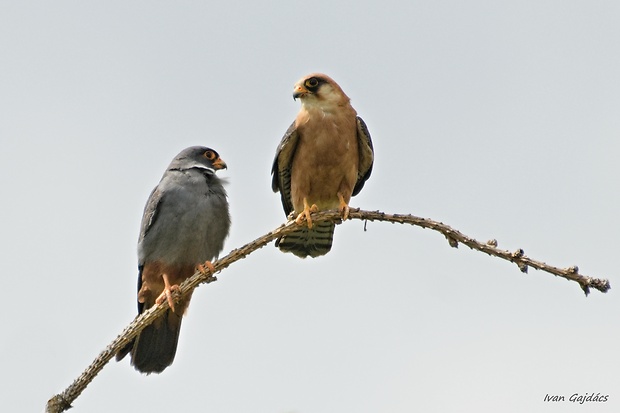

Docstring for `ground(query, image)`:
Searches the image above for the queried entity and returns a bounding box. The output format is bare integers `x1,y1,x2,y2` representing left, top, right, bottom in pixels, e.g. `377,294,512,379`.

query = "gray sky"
2,1,619,412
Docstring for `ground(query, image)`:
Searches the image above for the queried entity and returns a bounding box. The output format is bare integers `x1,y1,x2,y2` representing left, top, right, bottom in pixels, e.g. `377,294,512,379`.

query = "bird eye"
305,77,319,88
203,150,215,160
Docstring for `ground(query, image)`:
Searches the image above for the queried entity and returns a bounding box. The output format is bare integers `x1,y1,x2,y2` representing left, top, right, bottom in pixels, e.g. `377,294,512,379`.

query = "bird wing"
271,121,299,216
136,186,165,314
139,187,165,245
352,116,374,197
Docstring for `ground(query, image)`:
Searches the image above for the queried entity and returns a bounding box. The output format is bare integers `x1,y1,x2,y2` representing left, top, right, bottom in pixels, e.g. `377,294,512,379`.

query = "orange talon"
155,273,180,311
197,260,216,275
295,198,318,229
337,193,350,221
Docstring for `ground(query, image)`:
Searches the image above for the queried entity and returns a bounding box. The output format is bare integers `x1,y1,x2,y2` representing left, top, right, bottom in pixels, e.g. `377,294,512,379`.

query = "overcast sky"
2,1,619,412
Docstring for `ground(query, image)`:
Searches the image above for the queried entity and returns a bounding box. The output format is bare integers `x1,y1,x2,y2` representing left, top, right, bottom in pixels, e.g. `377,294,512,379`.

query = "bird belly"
138,261,195,310
290,124,358,212
138,181,229,268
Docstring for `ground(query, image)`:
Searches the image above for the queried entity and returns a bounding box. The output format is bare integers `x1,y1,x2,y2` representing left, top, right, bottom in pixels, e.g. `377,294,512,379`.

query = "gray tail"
276,221,335,258
116,309,182,374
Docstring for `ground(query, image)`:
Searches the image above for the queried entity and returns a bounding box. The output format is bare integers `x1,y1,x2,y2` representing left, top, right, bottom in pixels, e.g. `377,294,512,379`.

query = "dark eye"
305,77,319,88
203,150,215,160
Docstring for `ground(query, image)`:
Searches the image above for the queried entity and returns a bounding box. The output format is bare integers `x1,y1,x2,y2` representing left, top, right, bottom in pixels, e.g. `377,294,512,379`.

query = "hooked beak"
293,84,309,101
212,157,227,170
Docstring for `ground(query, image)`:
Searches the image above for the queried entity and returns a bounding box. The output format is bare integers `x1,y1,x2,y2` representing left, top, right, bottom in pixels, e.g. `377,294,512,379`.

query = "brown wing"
271,121,299,216
352,116,374,197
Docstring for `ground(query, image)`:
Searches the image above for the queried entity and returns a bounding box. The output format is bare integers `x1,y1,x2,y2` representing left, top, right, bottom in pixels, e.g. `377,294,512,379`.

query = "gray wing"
271,121,299,216
352,116,374,197
139,186,165,245
135,185,164,314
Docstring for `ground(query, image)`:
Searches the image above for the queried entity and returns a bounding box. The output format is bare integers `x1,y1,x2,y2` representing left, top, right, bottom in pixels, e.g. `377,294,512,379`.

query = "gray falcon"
116,146,231,374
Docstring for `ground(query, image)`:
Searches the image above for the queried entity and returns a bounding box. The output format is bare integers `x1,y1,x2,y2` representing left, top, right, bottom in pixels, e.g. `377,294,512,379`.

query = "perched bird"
116,146,230,374
271,73,374,258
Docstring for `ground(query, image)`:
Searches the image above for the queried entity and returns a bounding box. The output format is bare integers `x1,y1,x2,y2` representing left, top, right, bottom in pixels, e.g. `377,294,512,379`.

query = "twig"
345,209,610,294
46,208,610,412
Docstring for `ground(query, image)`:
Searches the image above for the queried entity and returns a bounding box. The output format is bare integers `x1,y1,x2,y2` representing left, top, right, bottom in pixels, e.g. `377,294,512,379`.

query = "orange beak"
212,157,227,170
293,84,309,100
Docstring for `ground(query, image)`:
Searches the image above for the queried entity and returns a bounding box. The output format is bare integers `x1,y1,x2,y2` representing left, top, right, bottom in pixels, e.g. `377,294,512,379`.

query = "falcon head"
169,146,227,174
292,73,350,108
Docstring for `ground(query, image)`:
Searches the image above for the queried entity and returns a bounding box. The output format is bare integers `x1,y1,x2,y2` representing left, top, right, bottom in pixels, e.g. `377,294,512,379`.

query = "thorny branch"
46,208,611,412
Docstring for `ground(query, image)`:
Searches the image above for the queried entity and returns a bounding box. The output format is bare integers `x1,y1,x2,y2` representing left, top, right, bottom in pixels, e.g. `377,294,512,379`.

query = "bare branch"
46,208,610,412
344,209,611,295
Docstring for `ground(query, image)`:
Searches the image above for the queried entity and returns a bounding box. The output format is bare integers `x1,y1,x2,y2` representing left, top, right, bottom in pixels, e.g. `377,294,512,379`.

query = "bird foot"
337,193,350,221
197,260,216,276
295,199,318,229
155,275,181,312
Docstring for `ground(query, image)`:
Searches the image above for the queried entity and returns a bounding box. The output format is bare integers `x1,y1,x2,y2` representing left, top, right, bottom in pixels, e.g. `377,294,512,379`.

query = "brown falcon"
271,73,374,258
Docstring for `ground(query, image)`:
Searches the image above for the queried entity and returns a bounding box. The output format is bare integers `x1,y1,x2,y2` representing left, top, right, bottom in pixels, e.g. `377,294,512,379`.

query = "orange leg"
197,260,216,275
295,197,318,229
155,273,180,311
337,192,350,221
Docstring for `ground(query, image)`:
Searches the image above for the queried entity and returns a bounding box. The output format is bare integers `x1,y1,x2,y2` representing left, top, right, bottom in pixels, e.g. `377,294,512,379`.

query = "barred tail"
276,221,335,258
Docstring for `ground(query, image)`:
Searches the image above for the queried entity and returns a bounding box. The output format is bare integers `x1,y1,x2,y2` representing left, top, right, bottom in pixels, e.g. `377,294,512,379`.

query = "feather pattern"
271,74,374,258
